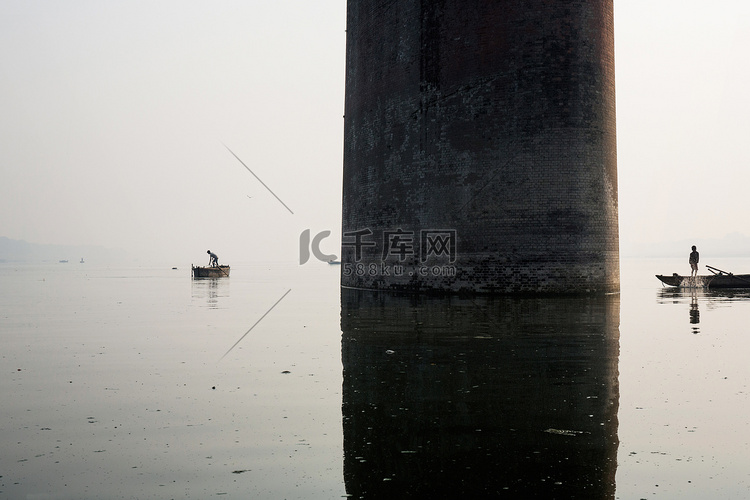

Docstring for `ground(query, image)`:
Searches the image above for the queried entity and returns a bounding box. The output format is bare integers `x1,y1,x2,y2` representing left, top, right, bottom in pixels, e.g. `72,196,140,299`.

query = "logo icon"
299,229,338,264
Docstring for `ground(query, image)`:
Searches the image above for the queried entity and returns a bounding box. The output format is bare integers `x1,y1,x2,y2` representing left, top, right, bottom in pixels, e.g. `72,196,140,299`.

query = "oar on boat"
706,265,731,275
706,265,750,286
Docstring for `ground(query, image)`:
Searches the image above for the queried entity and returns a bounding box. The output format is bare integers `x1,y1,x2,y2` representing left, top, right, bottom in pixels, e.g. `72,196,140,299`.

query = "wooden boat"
656,265,750,288
192,265,230,278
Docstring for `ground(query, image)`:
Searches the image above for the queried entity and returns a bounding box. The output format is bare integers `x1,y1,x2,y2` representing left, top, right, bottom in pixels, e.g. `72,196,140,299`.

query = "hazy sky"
2,1,749,264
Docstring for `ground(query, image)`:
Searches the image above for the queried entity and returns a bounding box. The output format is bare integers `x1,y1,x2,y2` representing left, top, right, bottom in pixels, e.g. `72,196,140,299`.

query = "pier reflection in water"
341,290,620,498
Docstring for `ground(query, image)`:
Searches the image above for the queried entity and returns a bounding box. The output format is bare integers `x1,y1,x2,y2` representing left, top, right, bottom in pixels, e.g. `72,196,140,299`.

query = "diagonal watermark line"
456,141,519,215
222,142,294,215
220,289,292,361
468,297,503,332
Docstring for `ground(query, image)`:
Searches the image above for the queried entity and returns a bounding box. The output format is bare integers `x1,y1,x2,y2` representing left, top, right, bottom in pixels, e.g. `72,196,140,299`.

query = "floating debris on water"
544,428,587,436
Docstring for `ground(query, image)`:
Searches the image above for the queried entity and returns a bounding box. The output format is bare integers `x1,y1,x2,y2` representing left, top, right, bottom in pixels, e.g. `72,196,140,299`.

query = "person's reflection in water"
341,290,620,499
690,290,700,333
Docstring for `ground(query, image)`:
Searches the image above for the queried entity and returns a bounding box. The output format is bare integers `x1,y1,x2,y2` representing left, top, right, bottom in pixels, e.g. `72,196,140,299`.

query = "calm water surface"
1,258,749,498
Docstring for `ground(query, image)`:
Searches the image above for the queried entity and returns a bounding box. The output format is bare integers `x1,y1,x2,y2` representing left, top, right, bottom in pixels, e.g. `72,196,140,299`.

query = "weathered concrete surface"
342,0,619,293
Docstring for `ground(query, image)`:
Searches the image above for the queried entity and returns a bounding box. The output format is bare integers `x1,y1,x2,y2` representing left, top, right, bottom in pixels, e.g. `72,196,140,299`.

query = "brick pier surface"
342,0,619,293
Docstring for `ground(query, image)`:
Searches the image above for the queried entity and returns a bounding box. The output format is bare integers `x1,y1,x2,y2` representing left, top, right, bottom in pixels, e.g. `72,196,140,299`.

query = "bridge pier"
342,0,619,293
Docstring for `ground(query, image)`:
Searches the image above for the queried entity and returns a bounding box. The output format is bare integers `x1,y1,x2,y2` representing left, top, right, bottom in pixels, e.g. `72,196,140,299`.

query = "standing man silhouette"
689,245,699,277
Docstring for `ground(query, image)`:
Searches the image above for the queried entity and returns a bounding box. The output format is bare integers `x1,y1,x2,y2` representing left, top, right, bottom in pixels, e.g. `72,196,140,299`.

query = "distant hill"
0,236,128,263
622,232,750,259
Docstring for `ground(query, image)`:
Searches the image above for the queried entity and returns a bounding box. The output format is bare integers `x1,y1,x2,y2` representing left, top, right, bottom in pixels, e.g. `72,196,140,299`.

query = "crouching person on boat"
207,250,219,267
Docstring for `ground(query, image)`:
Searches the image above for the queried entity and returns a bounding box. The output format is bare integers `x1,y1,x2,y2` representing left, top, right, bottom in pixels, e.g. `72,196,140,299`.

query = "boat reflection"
341,290,620,498
657,288,750,334
191,277,230,309
657,287,750,303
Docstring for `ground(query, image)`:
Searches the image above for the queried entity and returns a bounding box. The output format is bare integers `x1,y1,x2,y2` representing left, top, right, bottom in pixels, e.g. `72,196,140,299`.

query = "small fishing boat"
192,265,230,278
656,266,750,288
